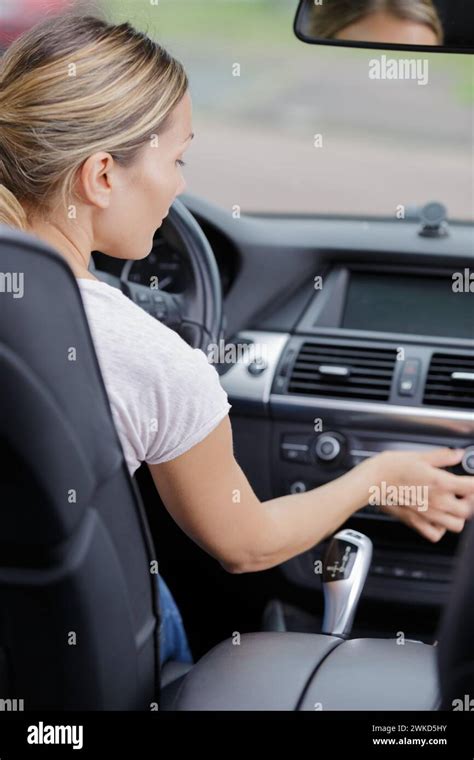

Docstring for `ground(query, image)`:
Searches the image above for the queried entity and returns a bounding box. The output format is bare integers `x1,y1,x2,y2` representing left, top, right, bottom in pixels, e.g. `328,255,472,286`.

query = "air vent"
423,353,474,410
287,342,397,401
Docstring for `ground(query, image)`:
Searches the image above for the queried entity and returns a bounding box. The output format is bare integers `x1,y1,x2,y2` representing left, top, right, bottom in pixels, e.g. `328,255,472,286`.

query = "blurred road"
186,115,473,218
178,46,473,219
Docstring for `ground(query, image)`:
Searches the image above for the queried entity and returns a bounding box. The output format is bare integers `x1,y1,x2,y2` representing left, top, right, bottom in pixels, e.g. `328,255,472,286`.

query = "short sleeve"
77,279,232,475
142,338,232,466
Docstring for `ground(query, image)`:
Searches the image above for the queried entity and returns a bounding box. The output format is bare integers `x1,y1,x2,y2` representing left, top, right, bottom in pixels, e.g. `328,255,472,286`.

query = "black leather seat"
0,225,162,710
0,224,466,711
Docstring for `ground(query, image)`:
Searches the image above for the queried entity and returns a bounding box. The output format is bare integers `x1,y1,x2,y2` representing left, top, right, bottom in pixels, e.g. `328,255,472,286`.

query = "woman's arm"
148,416,474,574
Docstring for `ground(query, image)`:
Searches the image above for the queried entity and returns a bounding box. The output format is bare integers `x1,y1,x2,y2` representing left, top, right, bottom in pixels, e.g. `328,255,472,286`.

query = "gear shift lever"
322,529,373,639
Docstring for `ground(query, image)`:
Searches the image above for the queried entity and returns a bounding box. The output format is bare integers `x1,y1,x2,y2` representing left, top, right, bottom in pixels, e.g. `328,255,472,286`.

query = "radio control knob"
462,446,474,475
290,481,307,494
315,434,342,462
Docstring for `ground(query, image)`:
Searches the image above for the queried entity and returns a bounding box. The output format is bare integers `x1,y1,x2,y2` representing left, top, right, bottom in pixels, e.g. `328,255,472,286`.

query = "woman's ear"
78,152,115,209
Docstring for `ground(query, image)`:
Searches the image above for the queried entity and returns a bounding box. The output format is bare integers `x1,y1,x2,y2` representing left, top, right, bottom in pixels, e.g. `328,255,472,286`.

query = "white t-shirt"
76,278,232,476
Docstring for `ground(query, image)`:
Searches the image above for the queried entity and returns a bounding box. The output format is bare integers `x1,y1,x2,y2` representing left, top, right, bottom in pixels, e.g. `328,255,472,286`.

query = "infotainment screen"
341,272,473,339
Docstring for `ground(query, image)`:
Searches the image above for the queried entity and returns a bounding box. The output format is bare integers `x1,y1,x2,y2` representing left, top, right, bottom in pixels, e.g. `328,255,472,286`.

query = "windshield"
98,1,474,221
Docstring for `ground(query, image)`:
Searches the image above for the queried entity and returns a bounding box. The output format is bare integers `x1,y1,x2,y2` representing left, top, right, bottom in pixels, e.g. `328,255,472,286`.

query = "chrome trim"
271,393,474,434
452,372,474,382
319,365,351,377
322,530,373,638
350,449,377,459
219,331,289,405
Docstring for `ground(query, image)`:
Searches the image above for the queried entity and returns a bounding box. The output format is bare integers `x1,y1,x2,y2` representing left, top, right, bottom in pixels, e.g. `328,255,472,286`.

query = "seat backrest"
437,518,474,710
0,225,161,710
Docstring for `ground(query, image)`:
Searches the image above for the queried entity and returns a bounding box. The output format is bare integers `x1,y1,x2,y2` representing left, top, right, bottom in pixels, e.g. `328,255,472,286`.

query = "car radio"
275,428,474,507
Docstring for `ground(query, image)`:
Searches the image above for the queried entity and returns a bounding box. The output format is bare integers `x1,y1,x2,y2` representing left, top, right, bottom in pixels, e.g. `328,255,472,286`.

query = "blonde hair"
309,0,444,44
0,14,188,230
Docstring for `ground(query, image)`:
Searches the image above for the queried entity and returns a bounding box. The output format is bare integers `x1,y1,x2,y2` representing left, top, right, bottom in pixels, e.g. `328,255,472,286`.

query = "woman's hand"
366,447,474,542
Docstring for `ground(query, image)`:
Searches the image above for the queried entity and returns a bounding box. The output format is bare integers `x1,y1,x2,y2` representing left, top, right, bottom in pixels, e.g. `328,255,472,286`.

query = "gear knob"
321,529,373,639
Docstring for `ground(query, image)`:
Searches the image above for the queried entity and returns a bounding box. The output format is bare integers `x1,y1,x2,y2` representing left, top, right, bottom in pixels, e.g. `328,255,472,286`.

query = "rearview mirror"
294,0,474,54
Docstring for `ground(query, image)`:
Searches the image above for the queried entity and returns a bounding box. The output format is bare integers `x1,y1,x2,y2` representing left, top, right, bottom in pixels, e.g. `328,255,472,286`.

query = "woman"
309,0,444,46
0,14,471,667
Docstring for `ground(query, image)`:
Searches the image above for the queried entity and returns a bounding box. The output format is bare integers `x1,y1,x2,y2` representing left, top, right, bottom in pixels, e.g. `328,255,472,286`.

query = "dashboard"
219,256,473,607
184,200,473,612
217,254,473,607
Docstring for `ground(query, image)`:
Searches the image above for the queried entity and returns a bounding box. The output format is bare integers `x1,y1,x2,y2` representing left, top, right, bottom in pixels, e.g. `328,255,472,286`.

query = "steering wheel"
94,198,223,352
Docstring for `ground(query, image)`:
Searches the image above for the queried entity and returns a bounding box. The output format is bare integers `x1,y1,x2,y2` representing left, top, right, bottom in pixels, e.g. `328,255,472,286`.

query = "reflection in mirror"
295,0,474,52
309,0,442,45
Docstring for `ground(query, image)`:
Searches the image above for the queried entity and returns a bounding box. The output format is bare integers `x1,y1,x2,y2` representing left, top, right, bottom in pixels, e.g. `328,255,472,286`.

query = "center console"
220,262,474,611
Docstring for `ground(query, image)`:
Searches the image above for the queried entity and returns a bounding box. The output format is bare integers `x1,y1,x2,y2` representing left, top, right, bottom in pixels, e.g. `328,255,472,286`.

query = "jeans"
157,574,194,668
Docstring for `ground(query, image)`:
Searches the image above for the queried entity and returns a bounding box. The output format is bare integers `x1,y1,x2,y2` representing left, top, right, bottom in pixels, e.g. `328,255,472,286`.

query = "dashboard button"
315,434,341,462
136,291,151,305
400,379,415,393
281,443,309,463
248,359,267,376
289,481,307,494
398,359,421,397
